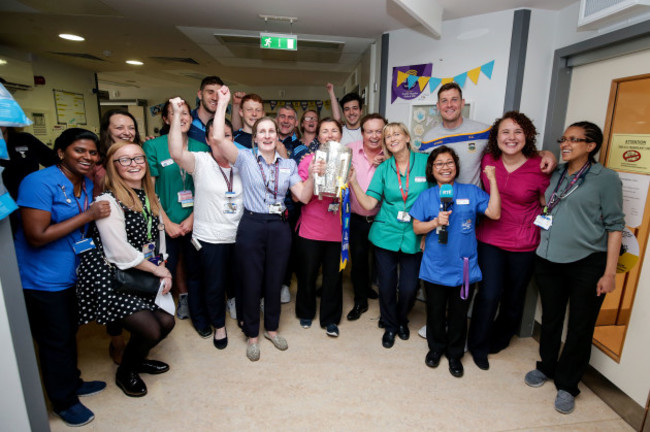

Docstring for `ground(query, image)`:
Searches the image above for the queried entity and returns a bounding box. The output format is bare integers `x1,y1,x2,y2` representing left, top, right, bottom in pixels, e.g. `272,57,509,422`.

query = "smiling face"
431,151,457,186
496,118,526,157
112,144,147,188
301,110,318,134
362,118,385,153
240,100,264,130
58,139,99,178
383,125,410,156
164,102,191,133
108,114,136,144
343,100,361,128
253,119,278,154
317,121,342,144
277,107,297,138
437,88,464,128
560,126,596,166
198,83,221,115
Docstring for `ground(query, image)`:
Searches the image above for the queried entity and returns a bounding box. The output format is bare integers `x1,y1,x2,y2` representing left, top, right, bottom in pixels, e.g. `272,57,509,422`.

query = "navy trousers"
192,241,235,330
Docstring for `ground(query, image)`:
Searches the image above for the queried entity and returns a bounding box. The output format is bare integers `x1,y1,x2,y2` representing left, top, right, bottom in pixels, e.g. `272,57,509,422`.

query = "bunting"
428,60,495,94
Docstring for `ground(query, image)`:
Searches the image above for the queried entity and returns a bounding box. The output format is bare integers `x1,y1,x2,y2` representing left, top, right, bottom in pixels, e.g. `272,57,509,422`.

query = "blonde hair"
382,122,411,156
104,141,161,216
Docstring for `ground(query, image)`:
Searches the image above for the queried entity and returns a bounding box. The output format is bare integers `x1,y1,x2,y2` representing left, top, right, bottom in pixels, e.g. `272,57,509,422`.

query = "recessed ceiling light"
126,60,143,66
59,33,85,42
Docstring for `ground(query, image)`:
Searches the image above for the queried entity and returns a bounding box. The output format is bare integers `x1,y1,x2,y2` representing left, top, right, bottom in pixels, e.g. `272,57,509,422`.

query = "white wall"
565,49,650,406
0,46,101,146
384,10,514,126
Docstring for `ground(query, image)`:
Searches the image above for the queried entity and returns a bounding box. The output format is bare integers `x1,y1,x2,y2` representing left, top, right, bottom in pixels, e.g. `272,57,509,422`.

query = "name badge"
415,176,427,183
142,242,156,261
534,214,553,230
279,168,291,174
223,202,237,214
268,203,283,215
328,203,340,213
178,190,194,207
161,158,174,167
397,211,411,223
73,238,95,255
456,198,470,205
225,191,237,198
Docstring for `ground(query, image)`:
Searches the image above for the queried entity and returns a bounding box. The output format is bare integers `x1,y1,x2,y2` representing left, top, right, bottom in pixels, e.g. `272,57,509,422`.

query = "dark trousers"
236,211,291,338
166,232,201,321
24,288,81,412
192,241,235,330
375,247,421,332
468,242,536,360
535,253,607,397
425,281,473,359
283,207,301,287
295,236,343,327
349,213,375,307
119,309,175,371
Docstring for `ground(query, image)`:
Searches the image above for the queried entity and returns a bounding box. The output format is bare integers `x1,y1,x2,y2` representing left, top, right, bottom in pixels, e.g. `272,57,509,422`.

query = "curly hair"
485,111,538,160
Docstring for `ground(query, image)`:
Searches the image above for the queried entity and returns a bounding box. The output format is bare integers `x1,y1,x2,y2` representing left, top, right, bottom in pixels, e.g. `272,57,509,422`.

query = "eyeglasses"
114,155,146,166
433,161,455,169
303,116,317,122
557,137,589,144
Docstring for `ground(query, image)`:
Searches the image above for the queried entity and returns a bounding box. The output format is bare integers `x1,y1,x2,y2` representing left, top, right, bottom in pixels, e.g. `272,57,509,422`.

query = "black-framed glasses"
557,137,589,144
433,161,455,169
114,155,146,166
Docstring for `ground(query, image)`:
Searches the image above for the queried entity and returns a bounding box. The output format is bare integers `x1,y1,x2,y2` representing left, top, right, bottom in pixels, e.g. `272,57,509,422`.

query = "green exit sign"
260,33,297,51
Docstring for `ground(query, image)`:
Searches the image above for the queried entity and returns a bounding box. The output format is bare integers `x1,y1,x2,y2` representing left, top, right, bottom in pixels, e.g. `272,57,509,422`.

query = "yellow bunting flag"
396,70,409,87
441,77,454,85
467,67,481,85
418,76,430,92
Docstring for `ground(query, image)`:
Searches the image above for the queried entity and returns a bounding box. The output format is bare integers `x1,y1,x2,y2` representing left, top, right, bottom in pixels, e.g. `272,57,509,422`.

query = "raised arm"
327,83,342,123
212,86,239,164
230,91,246,132
483,165,501,220
168,97,196,172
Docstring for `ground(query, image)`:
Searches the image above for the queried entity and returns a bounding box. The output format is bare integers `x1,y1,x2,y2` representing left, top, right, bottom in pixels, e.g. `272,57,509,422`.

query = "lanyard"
142,195,154,241
257,156,280,200
545,161,591,214
58,167,89,236
395,157,410,205
218,164,234,193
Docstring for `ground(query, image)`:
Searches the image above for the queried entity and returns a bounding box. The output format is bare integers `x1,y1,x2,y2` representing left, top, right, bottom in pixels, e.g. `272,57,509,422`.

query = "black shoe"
346,303,368,321
137,359,169,375
425,351,441,368
377,318,385,329
196,327,212,338
367,289,379,300
449,358,464,378
213,330,228,350
116,368,147,397
472,355,489,371
382,330,396,348
398,325,410,340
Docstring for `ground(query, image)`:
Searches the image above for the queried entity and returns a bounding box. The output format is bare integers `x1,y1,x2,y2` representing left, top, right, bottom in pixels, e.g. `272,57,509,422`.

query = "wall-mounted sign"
618,227,640,273
607,133,650,174
260,33,297,51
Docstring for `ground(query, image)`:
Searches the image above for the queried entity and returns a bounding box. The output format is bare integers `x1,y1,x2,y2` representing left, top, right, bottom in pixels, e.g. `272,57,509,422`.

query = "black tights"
119,309,175,370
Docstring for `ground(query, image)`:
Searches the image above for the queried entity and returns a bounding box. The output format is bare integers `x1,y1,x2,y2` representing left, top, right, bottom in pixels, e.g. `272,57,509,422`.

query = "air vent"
579,0,650,29
51,52,105,61
149,56,199,65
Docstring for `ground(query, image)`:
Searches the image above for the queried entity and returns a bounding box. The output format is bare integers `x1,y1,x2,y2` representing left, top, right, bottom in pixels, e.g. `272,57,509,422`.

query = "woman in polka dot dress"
77,142,174,398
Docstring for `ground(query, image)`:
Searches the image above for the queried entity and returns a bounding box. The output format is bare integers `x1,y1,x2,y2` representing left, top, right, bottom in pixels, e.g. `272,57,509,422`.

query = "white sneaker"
418,325,427,339
226,298,237,320
280,285,291,303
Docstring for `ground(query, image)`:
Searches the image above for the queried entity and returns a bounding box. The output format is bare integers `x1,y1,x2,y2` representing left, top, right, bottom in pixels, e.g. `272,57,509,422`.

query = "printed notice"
617,171,649,228
607,134,650,174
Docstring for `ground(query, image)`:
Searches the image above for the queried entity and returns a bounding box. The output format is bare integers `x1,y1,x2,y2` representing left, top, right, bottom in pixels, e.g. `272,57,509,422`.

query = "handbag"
114,267,161,296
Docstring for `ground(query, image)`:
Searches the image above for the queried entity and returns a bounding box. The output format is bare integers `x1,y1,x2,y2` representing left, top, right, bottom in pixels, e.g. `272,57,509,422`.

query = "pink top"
476,153,550,252
297,153,342,242
347,140,382,217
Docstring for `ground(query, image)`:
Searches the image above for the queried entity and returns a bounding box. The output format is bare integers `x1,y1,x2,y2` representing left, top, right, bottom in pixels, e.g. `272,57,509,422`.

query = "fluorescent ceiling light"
126,60,143,65
59,33,85,41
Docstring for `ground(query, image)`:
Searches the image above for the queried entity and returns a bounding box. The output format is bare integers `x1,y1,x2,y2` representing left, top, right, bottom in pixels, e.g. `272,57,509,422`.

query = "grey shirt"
536,163,625,263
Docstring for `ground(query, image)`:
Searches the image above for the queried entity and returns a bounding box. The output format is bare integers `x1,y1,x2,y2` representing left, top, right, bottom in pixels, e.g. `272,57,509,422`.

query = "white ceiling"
0,0,577,90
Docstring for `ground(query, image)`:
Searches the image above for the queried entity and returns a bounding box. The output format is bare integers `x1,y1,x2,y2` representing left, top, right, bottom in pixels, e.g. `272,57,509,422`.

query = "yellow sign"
607,134,650,174
617,228,640,273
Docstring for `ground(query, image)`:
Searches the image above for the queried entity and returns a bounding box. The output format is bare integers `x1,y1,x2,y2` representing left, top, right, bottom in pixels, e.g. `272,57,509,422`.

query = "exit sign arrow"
260,33,297,51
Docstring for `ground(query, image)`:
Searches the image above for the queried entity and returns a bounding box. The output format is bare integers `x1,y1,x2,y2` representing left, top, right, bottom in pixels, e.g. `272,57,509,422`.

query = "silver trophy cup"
313,140,352,199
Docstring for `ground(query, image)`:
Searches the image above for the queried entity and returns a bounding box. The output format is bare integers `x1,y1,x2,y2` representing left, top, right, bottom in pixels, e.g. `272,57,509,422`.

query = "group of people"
10,77,624,426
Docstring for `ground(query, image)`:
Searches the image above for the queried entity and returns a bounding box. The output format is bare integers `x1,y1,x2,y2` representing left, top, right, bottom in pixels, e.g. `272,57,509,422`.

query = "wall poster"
53,89,87,125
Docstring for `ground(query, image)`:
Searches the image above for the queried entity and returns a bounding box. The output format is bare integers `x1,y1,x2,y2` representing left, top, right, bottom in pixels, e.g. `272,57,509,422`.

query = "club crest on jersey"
468,142,476,152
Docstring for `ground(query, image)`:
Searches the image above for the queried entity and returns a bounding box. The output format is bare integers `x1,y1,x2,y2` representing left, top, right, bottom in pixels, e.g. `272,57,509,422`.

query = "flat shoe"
449,358,464,378
382,330,396,349
115,368,147,397
246,342,260,362
213,328,228,350
398,325,410,340
472,355,489,371
264,331,288,351
137,359,169,374
425,351,441,368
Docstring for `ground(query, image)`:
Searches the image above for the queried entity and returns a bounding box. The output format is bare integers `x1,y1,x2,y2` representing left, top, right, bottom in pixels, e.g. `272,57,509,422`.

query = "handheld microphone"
438,184,453,244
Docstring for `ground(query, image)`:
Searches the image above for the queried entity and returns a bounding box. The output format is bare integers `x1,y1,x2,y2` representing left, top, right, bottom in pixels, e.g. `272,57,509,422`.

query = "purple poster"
391,63,432,103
